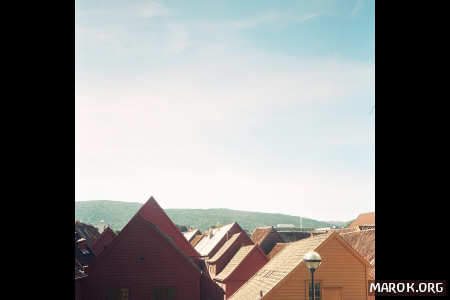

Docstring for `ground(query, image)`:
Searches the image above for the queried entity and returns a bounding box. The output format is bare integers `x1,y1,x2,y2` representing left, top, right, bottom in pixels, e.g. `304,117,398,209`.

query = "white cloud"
229,11,319,29
75,4,374,221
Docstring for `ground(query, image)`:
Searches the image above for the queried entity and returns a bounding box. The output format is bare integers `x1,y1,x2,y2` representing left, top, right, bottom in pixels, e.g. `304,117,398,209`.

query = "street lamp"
304,251,322,300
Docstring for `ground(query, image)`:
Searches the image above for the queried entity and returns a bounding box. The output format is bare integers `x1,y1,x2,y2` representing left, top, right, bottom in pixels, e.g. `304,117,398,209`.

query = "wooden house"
90,226,117,256
340,229,375,279
81,212,202,300
215,244,269,299
195,223,247,259
349,212,375,229
80,197,223,300
136,197,201,263
230,232,372,300
206,232,253,278
81,198,224,300
251,226,284,255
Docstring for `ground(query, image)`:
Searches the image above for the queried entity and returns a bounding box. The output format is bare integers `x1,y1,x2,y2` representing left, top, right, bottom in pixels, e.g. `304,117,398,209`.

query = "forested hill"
75,200,344,232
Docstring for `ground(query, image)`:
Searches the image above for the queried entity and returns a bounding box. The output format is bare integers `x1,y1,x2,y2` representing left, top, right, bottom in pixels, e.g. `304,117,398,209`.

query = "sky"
75,0,375,222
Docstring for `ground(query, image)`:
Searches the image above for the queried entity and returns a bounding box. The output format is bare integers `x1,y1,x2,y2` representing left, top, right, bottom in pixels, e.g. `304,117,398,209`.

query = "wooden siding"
207,232,253,278
225,246,268,299
81,214,201,300
265,237,368,300
90,227,116,256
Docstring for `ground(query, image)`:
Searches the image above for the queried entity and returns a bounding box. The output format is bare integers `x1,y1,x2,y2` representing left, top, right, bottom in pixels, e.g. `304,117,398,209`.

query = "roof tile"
215,245,255,281
230,233,331,300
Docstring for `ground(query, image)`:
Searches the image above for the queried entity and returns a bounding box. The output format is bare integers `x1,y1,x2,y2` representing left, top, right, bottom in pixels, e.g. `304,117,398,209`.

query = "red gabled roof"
90,226,117,256
137,197,200,258
88,212,201,275
340,228,375,278
251,227,274,245
215,244,268,282
349,212,375,228
208,232,253,264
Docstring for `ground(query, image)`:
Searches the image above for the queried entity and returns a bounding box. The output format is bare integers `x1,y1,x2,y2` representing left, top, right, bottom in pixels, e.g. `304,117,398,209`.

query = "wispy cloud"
229,11,319,29
75,0,374,220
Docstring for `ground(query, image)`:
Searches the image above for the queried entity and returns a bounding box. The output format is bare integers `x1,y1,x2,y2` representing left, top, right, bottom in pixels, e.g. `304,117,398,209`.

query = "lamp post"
304,251,322,300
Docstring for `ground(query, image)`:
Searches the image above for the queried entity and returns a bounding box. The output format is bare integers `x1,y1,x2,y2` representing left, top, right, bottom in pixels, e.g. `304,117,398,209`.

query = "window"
152,287,175,300
309,283,321,300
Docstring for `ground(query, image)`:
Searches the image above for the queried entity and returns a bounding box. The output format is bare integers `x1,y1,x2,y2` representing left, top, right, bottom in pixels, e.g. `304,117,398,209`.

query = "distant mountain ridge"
75,200,346,232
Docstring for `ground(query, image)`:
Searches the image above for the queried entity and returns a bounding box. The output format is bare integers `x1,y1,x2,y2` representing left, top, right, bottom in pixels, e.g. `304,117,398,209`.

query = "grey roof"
194,223,235,256
183,229,200,242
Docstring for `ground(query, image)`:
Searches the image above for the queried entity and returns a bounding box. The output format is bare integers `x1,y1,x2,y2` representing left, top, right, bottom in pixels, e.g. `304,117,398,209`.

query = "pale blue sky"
75,0,374,221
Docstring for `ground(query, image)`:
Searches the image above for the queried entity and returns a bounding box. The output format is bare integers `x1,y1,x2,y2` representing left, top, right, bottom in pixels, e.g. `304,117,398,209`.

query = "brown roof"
215,245,255,281
229,233,331,300
340,228,375,278
208,232,242,263
266,243,288,260
330,227,359,234
251,227,274,245
190,234,205,247
230,232,371,300
349,212,375,228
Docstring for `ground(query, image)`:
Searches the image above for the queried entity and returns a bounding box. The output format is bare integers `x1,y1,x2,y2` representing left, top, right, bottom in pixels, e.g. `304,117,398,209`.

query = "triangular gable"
230,232,370,300
216,244,268,282
208,232,252,263
88,212,200,274
90,226,116,256
261,232,370,299
316,231,371,267
195,222,239,257
137,197,200,258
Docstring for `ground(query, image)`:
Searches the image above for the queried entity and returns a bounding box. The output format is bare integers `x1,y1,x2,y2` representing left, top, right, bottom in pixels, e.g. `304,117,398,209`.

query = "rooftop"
349,212,375,228
208,232,243,263
251,227,274,245
266,243,288,260
215,245,256,281
183,229,200,242
229,233,331,300
195,223,236,256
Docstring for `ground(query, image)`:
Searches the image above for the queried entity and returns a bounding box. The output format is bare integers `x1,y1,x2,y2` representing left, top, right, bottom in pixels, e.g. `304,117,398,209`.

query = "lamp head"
304,251,322,271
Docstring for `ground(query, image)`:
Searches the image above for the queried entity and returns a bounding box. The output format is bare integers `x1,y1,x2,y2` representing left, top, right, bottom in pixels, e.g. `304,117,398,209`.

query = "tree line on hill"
75,200,350,232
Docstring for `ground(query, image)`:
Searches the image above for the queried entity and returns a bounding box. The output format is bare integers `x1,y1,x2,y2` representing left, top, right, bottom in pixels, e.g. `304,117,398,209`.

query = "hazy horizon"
76,0,374,221
75,199,371,222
